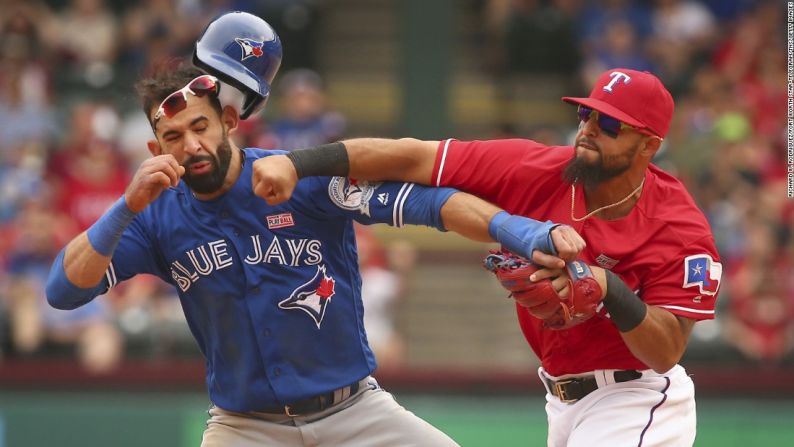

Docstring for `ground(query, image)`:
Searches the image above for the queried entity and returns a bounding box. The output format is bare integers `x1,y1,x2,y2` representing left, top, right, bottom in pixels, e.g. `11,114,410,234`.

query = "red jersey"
432,139,722,375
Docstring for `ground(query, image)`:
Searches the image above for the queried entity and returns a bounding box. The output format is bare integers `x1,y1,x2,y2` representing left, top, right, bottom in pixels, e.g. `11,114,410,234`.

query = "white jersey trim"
105,262,117,289
392,183,410,227
435,139,452,187
395,183,415,227
658,305,714,315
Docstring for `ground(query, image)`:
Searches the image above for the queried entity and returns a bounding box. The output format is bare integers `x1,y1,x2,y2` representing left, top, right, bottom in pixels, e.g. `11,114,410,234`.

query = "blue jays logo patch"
682,254,722,296
235,37,264,61
279,265,336,328
328,177,380,217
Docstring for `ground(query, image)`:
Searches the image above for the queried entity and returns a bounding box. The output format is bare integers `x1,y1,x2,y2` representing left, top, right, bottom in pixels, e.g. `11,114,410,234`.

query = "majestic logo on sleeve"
683,254,722,296
278,265,336,328
235,37,264,60
328,177,380,217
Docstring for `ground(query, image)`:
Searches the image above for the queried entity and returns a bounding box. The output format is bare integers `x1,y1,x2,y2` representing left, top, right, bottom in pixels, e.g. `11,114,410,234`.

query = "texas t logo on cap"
603,71,631,93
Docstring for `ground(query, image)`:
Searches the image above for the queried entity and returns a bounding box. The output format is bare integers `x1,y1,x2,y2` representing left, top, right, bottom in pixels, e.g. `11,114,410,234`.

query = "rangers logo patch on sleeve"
328,177,380,217
682,254,722,296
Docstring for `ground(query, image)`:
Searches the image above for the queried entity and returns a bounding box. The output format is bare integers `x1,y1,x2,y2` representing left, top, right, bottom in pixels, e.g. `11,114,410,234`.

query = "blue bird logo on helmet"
193,11,283,119
235,37,265,60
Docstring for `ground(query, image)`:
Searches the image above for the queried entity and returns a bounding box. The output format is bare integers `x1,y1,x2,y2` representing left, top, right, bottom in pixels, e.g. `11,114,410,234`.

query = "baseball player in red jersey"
250,68,720,446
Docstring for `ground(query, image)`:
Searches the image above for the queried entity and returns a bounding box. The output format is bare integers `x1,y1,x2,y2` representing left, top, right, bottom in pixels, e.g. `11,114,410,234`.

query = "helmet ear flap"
241,93,268,119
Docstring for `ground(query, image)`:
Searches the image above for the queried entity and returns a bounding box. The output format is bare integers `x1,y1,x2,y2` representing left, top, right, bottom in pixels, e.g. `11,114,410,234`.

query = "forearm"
46,196,136,309
439,192,559,259
62,233,113,287
618,306,689,373
596,268,690,373
342,138,439,184
440,192,501,242
46,236,112,310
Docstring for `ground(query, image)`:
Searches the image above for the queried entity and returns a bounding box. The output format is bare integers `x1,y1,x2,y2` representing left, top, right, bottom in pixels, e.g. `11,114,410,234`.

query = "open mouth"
189,161,213,175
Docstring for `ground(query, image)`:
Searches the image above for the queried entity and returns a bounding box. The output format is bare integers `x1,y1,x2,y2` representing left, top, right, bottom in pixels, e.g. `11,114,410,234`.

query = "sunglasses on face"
577,106,658,139
153,75,220,123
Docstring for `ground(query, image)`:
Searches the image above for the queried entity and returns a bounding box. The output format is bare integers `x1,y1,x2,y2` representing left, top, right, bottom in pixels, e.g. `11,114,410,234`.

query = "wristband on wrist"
285,142,350,178
603,270,648,332
488,211,557,259
86,196,137,257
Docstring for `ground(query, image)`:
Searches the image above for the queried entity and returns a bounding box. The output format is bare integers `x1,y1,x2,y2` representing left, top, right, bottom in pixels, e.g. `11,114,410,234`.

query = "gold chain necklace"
570,178,645,222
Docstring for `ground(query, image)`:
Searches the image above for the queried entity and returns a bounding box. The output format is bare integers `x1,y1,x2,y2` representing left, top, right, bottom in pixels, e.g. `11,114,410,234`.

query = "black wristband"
285,142,350,178
603,270,648,332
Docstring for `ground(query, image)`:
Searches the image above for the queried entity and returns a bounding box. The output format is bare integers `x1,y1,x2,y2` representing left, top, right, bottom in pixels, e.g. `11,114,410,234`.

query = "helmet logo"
235,37,265,60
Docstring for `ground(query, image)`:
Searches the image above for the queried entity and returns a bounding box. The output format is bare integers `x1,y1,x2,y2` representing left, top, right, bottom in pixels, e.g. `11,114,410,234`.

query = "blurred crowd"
0,0,791,373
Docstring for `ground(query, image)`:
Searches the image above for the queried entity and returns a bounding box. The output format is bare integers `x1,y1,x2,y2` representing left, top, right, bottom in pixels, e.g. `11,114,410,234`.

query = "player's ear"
221,105,239,136
639,136,662,158
147,139,162,157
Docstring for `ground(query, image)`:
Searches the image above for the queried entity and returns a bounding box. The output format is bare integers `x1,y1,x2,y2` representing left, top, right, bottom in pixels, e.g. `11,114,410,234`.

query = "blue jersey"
89,148,455,412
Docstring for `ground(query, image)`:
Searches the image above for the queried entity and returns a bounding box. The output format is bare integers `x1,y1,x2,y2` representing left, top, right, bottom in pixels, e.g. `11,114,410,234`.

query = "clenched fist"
125,155,185,213
252,154,299,205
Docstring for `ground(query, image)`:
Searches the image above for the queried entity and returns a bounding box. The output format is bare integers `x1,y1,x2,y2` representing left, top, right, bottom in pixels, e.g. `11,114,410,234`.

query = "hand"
531,263,607,302
483,251,566,320
125,155,185,213
252,155,298,205
484,251,604,330
490,213,581,268
527,266,571,298
549,225,586,262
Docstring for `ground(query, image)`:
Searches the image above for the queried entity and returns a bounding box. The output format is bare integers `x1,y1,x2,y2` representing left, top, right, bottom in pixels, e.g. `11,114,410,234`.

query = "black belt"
544,370,642,403
259,379,363,417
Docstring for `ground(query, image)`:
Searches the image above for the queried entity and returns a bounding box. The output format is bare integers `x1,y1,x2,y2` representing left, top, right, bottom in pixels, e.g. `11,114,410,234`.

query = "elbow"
649,360,678,375
45,264,93,310
45,280,79,310
648,348,685,374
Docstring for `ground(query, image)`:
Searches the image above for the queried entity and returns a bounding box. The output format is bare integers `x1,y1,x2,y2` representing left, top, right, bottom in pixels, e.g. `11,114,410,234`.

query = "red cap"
562,68,674,138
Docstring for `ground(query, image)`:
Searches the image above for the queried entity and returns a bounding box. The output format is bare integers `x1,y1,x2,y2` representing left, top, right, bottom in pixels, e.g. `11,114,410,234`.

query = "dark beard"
562,145,636,189
182,137,233,194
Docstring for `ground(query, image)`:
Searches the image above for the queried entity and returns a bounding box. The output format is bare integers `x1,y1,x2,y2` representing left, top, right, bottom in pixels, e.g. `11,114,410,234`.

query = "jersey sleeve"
639,236,722,321
305,176,454,230
431,138,571,206
100,215,171,293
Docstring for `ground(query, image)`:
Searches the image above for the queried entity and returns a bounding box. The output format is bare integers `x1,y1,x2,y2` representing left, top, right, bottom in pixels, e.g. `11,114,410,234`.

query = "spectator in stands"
0,68,56,152
576,0,653,52
646,0,717,95
499,0,579,77
3,197,122,373
51,0,119,89
580,19,655,87
722,221,794,364
268,69,346,150
50,137,130,232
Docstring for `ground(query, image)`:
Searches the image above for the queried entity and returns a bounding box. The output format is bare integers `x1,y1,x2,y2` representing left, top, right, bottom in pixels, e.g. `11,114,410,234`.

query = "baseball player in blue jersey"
45,12,586,447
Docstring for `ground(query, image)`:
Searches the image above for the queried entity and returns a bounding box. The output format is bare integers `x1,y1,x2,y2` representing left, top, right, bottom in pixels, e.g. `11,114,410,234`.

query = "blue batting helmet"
193,11,282,119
